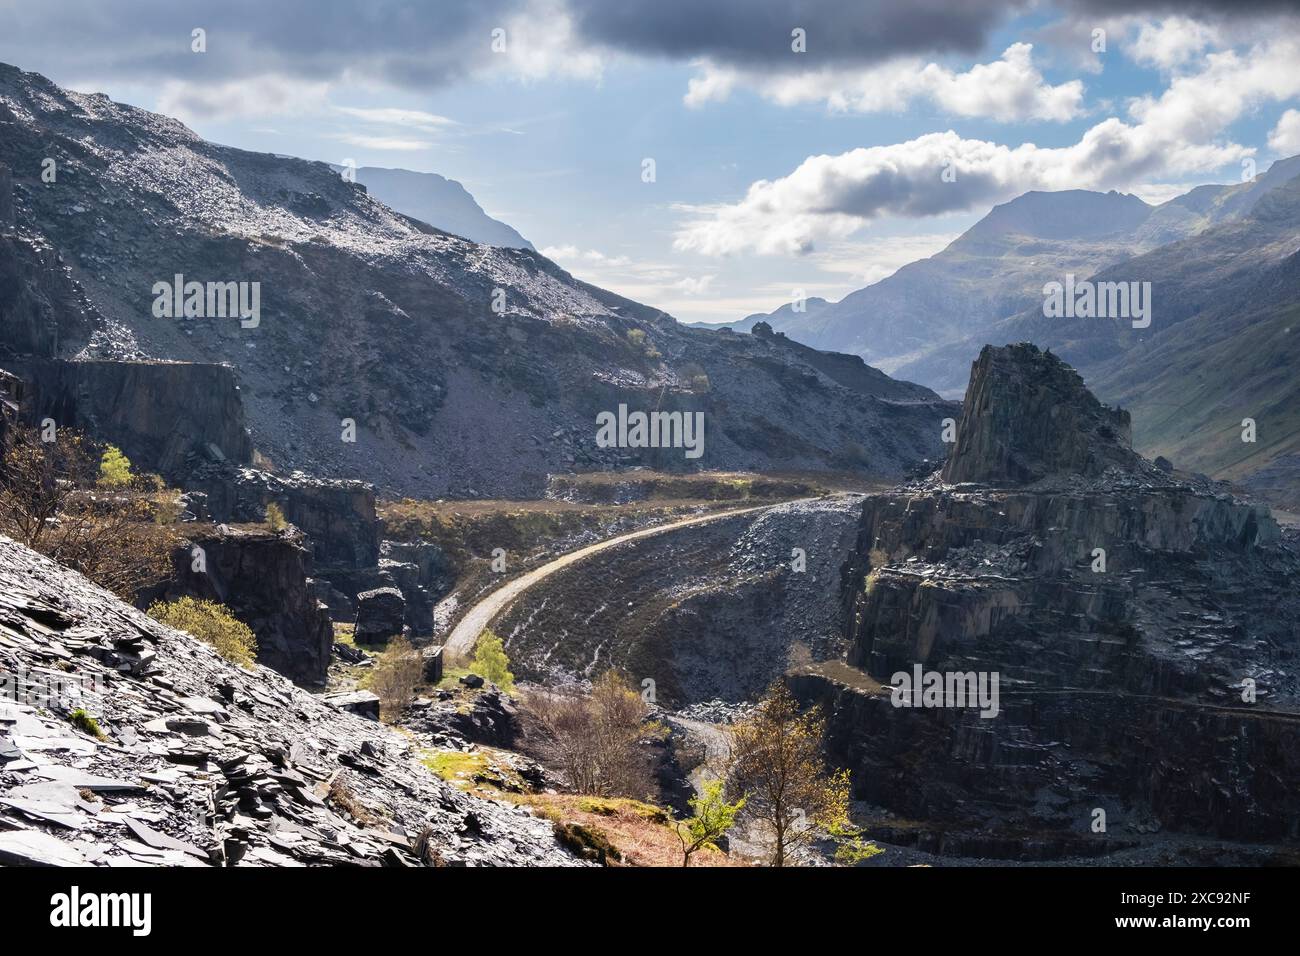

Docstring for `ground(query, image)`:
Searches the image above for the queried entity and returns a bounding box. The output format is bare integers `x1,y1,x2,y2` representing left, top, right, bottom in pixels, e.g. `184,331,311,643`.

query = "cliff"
801,345,1300,853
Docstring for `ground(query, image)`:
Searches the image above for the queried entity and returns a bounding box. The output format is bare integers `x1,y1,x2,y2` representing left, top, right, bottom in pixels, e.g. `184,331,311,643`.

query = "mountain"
686,296,830,334
896,166,1300,487
342,165,534,250
771,190,1162,377
0,63,951,498
740,158,1300,393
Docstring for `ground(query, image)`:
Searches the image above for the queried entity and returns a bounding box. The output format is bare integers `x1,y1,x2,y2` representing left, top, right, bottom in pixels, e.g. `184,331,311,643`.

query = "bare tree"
526,670,663,798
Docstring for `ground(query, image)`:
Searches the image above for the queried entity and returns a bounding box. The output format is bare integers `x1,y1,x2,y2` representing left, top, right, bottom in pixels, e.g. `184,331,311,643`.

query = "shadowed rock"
943,343,1142,485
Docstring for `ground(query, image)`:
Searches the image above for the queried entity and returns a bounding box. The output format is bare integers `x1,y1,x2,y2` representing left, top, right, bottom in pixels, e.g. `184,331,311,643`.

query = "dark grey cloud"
0,0,1293,102
0,0,523,89
566,0,1027,67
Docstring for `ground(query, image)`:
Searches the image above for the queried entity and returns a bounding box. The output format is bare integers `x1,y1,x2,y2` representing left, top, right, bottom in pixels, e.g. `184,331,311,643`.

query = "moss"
68,708,106,740
576,797,669,824
421,748,528,793
553,820,622,865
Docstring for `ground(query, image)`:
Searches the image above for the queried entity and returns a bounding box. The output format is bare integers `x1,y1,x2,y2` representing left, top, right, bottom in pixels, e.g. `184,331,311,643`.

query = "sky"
1,1,1299,324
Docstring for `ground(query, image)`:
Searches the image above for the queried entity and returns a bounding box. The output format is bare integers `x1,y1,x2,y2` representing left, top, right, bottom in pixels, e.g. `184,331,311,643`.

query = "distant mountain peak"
963,189,1152,243
342,164,534,250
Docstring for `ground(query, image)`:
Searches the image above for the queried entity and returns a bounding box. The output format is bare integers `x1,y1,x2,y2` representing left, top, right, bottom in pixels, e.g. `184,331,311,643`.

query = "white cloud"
332,133,432,151
1269,109,1300,155
676,35,1300,256
541,245,631,266
672,275,716,295
685,44,1084,123
1128,17,1221,70
334,106,457,130
156,75,330,122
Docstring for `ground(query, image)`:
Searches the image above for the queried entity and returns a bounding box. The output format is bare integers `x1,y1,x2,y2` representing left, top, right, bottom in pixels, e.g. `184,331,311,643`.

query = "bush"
364,636,423,721
264,501,288,532
471,629,515,691
97,445,134,488
0,425,177,599
525,670,663,798
148,597,258,667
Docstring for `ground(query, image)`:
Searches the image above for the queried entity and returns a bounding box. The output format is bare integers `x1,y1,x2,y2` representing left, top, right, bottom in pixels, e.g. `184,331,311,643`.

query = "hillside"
896,170,1300,486
0,533,580,867
0,63,951,498
344,165,534,250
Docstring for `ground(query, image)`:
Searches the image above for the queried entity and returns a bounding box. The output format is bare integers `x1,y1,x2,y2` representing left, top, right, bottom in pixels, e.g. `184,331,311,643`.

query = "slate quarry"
792,344,1300,857
0,535,582,867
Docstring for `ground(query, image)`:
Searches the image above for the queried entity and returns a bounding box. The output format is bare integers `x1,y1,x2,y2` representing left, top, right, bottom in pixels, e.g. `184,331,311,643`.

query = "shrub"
148,597,258,667
264,501,288,532
471,629,515,691
364,636,423,721
97,445,134,488
0,425,177,599
525,670,663,798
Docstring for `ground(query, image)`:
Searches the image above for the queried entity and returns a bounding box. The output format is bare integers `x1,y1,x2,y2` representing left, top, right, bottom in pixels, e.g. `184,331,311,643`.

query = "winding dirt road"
442,501,801,657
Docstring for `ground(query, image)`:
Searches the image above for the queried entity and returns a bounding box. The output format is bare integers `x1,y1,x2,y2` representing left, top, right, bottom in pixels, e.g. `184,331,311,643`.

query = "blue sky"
2,1,1298,323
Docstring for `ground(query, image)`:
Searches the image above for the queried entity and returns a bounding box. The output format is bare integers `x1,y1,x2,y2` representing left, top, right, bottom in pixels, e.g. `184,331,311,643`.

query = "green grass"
68,708,107,740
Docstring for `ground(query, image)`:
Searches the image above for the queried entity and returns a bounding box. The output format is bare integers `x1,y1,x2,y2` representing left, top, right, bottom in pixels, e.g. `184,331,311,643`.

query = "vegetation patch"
148,596,258,667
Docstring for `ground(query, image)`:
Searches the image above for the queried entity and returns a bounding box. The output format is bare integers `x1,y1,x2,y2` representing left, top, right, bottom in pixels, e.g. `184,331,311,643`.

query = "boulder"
354,587,406,643
325,691,381,721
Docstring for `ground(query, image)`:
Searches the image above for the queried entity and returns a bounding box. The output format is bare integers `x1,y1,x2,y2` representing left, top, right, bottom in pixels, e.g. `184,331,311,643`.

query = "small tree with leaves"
729,682,879,867
471,629,515,691
675,778,745,867
97,445,134,488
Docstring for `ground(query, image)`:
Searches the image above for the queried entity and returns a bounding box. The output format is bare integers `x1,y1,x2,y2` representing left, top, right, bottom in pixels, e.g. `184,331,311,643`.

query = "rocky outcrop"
810,345,1300,852
943,343,1141,485
189,465,380,569
354,587,406,643
10,358,253,478
149,525,333,686
0,534,583,867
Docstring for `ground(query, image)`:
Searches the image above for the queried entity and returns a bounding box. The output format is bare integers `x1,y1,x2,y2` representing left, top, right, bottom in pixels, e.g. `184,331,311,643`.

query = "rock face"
799,345,1300,854
0,162,12,232
0,233,99,359
189,466,380,569
0,534,583,867
943,343,1141,485
10,358,253,479
149,525,334,686
354,587,407,643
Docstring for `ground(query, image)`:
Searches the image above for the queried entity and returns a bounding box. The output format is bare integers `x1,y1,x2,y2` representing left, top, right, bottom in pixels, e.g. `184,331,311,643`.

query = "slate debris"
0,535,586,867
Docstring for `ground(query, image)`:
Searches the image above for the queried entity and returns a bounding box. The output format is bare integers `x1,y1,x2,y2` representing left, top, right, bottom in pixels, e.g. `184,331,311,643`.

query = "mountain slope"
777,190,1160,375
0,533,581,867
894,169,1300,487
345,165,534,250
0,63,951,498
